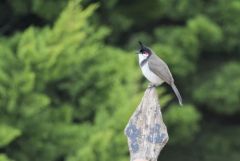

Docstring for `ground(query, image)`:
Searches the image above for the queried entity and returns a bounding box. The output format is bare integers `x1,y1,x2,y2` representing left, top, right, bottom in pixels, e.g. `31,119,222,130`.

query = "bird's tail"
171,83,183,106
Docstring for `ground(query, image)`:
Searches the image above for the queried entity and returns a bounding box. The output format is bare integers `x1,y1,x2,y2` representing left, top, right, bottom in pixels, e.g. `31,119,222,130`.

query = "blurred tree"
0,0,240,161
164,105,201,145
0,1,140,161
0,0,67,35
194,62,240,115
0,154,13,161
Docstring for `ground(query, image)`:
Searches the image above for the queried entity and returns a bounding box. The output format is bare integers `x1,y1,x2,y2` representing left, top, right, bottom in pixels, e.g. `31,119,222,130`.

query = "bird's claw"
148,84,156,88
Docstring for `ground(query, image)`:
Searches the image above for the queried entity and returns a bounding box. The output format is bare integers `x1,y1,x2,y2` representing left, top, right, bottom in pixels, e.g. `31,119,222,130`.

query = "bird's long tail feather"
171,83,183,106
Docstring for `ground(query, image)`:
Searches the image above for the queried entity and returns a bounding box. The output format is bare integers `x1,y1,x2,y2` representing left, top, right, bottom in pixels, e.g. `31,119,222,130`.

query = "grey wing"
149,53,183,105
148,53,174,84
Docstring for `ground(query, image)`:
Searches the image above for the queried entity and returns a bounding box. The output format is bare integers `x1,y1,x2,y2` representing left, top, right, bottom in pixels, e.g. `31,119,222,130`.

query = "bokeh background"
0,0,240,161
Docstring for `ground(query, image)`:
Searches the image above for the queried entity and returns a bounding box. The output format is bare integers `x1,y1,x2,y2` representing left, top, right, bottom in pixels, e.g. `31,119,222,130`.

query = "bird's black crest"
138,41,151,54
139,41,144,49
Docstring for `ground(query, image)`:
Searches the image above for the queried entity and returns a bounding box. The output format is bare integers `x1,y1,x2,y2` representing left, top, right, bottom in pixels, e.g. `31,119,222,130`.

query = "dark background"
0,0,240,161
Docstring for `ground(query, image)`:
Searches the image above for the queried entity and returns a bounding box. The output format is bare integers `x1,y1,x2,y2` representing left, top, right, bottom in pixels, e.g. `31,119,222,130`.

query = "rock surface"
125,87,169,161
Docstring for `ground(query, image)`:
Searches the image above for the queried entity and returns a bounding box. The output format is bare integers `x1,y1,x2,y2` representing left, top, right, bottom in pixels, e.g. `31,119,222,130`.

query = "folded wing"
148,53,183,105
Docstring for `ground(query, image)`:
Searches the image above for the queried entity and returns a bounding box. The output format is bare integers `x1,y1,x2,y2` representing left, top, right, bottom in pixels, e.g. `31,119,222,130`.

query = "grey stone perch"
124,87,169,161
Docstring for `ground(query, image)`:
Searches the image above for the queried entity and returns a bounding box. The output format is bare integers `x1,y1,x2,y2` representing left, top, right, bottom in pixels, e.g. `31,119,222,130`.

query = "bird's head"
137,41,152,56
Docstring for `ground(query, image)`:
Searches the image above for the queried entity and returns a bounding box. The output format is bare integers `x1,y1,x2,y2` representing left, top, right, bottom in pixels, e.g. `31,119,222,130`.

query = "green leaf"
0,154,14,161
0,124,21,147
164,104,201,145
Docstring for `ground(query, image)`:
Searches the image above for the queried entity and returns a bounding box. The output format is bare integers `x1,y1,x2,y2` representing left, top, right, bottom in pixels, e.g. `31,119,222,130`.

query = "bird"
137,41,183,106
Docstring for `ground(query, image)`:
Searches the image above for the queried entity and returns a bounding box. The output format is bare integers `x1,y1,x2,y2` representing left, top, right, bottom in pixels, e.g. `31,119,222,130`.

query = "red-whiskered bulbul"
137,41,183,106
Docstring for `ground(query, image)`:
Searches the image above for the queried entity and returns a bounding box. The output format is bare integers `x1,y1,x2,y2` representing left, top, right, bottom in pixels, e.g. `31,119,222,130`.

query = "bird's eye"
143,51,148,54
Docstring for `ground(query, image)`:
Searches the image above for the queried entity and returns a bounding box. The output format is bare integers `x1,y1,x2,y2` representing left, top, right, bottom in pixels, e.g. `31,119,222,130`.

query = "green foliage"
8,0,67,20
157,88,173,108
205,0,240,54
187,15,223,51
164,105,201,144
0,0,240,161
0,1,140,161
0,154,14,161
194,62,240,115
199,125,240,161
0,125,21,148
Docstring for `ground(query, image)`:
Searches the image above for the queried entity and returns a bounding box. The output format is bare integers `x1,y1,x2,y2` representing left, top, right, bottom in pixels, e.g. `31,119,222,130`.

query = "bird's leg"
148,83,156,88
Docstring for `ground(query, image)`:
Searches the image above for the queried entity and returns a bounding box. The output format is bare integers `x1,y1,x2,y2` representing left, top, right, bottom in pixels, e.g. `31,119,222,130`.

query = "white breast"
138,54,164,85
